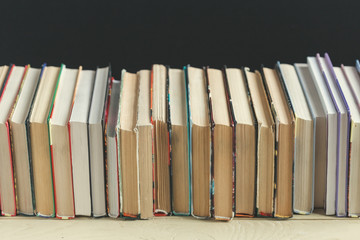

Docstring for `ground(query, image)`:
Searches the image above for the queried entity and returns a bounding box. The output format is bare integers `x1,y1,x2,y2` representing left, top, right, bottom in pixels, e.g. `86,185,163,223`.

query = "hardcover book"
29,65,61,217
224,67,256,217
135,70,153,219
69,69,95,216
151,64,171,215
88,66,111,217
335,66,360,217
277,63,314,215
245,68,275,217
10,65,42,216
262,65,295,218
295,63,327,210
118,70,140,219
185,66,211,219
0,65,26,216
168,67,191,216
307,56,338,215
317,54,349,217
106,78,120,218
342,65,360,108
49,65,79,219
205,67,234,221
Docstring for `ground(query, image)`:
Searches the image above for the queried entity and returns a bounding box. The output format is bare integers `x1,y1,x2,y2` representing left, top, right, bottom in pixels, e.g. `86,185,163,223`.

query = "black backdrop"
1,0,359,78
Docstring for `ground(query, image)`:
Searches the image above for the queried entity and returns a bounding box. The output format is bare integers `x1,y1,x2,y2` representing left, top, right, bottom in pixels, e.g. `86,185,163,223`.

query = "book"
277,63,314,215
295,63,327,210
342,65,360,108
317,54,349,217
245,68,275,217
0,65,10,97
307,56,337,215
224,67,256,217
262,65,295,218
88,66,111,217
151,64,171,215
0,65,26,216
29,65,61,217
118,70,140,218
185,66,211,219
356,60,360,77
49,65,79,219
205,67,234,220
105,78,120,218
334,66,360,217
168,68,190,216
10,65,42,216
69,69,95,216
135,70,153,219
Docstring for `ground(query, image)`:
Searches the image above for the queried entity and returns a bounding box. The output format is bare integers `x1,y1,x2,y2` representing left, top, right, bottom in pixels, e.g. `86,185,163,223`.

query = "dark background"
1,0,359,78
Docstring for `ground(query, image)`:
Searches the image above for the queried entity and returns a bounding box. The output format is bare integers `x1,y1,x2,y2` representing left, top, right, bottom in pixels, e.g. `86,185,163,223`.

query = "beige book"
187,66,211,218
118,70,140,218
29,66,60,217
49,65,79,219
225,68,256,217
245,68,275,217
0,65,25,216
206,67,233,220
10,66,41,216
69,70,95,216
168,68,190,215
262,66,296,218
135,70,153,219
151,64,171,215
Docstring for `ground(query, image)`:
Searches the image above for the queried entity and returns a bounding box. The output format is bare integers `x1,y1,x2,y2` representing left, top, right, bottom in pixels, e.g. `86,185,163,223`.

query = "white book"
307,56,337,215
295,63,327,210
106,79,121,218
49,65,79,219
278,63,314,214
69,70,95,216
0,65,25,216
88,66,110,217
335,66,360,217
317,54,349,217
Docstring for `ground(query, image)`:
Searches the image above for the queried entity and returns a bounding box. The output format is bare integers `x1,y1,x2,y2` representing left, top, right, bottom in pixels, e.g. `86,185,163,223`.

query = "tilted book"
277,63,314,215
29,65,61,217
245,68,275,217
0,65,26,216
223,67,257,217
10,65,42,216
